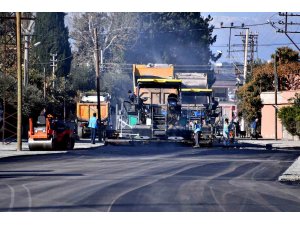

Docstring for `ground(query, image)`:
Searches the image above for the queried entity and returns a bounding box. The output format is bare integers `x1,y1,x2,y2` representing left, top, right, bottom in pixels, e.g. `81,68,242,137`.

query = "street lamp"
33,41,41,47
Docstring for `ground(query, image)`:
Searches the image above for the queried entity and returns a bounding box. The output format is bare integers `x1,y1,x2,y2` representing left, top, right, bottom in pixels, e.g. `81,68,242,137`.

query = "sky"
201,12,300,63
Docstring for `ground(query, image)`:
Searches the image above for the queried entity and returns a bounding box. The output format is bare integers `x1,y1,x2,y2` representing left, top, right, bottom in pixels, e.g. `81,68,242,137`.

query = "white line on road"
22,184,32,211
106,163,206,212
6,184,15,211
210,186,225,212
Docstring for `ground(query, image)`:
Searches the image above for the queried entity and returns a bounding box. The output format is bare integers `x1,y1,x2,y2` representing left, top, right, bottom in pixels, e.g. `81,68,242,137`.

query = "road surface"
0,144,299,211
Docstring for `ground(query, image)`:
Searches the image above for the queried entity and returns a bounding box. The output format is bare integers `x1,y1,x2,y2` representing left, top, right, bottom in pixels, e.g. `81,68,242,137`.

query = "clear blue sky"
201,12,300,63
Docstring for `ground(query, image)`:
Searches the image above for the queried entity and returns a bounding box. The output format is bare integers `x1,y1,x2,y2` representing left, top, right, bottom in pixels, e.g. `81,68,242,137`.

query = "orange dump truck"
76,93,110,139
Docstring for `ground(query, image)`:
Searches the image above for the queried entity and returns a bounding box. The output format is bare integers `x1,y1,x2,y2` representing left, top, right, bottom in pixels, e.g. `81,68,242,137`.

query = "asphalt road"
0,144,300,212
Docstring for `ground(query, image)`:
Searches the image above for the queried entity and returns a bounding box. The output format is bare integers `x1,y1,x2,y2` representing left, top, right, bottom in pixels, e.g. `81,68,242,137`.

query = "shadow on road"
1,141,300,163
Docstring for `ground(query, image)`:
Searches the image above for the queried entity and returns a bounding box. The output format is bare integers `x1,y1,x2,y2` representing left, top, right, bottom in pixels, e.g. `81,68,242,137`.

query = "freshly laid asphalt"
1,138,300,183
0,139,300,211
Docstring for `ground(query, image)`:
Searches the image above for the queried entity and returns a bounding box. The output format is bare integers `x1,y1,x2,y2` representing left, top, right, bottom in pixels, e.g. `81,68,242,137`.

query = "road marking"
210,186,225,212
6,184,15,211
106,163,202,212
22,184,32,211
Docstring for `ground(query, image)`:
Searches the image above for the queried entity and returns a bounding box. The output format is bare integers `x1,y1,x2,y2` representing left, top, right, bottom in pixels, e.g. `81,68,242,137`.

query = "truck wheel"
104,138,108,146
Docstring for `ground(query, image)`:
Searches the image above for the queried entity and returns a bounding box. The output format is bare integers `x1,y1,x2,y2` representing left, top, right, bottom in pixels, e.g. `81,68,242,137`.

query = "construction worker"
88,112,97,144
250,117,259,139
223,118,230,146
211,97,219,110
128,90,136,103
193,120,202,148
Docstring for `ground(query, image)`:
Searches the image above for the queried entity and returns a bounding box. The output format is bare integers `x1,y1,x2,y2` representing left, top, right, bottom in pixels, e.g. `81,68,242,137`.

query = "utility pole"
43,67,46,99
230,27,259,134
22,20,35,88
277,12,300,51
16,12,22,151
234,31,258,84
243,29,249,84
23,34,29,87
94,28,102,142
50,53,57,89
274,51,278,140
220,22,247,60
63,76,66,122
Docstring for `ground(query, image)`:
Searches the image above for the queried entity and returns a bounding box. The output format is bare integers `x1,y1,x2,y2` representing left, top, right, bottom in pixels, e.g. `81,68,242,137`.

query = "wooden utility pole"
50,53,57,89
274,51,278,140
243,29,249,84
234,30,259,81
94,28,102,142
16,12,22,151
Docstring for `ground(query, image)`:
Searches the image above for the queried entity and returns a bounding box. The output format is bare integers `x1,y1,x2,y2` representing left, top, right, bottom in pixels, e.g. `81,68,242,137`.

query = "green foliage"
0,75,17,105
236,80,262,123
126,12,217,65
70,62,95,92
45,77,76,118
30,12,75,118
22,84,45,118
31,12,72,78
271,47,299,64
278,103,300,137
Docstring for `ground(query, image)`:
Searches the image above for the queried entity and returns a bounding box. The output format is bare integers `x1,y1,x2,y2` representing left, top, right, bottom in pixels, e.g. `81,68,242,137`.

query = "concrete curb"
278,156,300,183
0,140,104,159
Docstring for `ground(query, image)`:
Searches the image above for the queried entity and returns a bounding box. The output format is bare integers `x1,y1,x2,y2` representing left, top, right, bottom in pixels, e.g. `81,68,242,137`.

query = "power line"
212,42,300,48
275,12,300,51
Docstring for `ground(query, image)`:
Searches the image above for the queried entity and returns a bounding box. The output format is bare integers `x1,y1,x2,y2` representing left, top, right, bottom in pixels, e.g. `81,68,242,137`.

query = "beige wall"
261,105,283,139
261,90,299,140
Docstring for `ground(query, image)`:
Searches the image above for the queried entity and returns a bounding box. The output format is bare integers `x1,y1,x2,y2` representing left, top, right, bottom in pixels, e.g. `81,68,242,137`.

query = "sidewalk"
0,139,104,159
237,139,300,150
279,157,300,182
238,138,300,183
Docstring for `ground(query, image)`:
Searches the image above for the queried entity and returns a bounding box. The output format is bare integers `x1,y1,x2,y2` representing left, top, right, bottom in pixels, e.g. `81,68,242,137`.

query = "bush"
278,105,300,137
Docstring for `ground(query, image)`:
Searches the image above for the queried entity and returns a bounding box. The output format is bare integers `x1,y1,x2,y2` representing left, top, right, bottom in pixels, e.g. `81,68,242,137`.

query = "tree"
31,13,73,116
70,12,139,68
125,13,218,66
31,12,72,78
70,62,95,92
237,47,300,125
69,12,139,105
236,79,262,123
271,46,299,64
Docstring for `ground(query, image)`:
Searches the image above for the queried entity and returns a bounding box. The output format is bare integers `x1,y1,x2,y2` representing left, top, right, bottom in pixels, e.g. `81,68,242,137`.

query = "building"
212,64,239,121
260,90,300,140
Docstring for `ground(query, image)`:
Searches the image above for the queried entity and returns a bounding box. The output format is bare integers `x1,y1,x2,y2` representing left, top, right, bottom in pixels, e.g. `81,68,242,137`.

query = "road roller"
28,114,75,150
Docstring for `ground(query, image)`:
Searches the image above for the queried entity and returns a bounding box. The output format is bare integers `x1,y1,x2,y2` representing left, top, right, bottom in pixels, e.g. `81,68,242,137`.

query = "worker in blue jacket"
88,112,98,144
193,120,202,148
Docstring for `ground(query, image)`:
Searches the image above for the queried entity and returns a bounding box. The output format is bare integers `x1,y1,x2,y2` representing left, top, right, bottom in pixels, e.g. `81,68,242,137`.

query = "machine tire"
77,125,83,140
66,137,75,150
